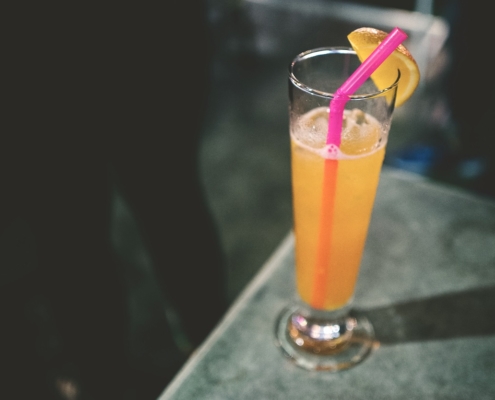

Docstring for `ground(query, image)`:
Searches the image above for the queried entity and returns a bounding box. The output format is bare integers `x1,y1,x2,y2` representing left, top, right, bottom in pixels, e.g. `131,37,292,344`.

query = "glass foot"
275,304,377,371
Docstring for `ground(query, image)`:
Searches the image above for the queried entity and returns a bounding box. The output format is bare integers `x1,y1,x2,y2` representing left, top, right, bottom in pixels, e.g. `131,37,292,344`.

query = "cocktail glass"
275,47,400,371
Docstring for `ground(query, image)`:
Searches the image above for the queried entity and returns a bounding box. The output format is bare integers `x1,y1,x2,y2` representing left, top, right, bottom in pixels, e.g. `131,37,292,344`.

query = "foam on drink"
291,107,386,160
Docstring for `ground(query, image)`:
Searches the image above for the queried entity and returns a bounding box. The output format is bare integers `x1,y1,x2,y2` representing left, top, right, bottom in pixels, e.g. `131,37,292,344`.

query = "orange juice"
291,106,386,310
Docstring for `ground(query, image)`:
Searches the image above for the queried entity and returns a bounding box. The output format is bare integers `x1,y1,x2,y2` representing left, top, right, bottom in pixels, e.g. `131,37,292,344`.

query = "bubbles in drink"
291,106,385,159
341,108,382,155
292,107,329,148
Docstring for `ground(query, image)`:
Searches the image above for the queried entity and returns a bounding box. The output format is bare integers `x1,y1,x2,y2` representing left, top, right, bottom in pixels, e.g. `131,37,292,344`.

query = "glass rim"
289,46,401,100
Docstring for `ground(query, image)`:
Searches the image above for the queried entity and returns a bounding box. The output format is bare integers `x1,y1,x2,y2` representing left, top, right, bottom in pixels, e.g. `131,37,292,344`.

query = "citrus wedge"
347,27,420,107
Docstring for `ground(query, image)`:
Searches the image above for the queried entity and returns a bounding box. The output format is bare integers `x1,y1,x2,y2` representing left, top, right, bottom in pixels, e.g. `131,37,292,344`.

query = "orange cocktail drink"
276,28,419,372
276,45,406,372
291,107,385,310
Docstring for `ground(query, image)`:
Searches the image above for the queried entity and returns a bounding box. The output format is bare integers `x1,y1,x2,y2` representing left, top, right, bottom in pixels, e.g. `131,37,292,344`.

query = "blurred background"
4,0,495,398
118,0,494,393
198,0,492,303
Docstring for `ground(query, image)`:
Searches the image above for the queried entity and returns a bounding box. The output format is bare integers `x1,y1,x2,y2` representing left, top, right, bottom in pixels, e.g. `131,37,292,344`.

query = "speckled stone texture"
159,168,495,400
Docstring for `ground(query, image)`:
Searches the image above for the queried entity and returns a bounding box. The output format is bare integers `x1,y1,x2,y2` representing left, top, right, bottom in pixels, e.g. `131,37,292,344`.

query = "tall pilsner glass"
275,48,400,371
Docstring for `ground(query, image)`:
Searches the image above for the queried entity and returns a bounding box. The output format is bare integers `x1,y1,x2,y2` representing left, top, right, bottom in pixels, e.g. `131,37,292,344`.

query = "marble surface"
158,167,495,400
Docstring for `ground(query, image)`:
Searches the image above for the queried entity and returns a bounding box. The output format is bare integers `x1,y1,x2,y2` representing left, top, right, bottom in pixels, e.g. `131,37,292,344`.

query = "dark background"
3,1,494,399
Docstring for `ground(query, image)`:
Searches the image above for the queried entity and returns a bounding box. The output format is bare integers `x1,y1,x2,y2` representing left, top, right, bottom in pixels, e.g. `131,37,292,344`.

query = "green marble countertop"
158,167,495,400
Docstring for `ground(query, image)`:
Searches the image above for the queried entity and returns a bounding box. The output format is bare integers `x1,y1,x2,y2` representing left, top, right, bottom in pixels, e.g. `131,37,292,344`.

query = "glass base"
275,304,376,371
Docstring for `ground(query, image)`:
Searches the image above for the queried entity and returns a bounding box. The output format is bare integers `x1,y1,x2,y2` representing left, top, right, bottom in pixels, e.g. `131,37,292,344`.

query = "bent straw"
311,27,408,309
326,27,408,145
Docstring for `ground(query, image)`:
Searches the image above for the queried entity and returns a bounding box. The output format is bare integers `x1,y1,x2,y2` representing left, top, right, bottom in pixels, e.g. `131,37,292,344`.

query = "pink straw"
326,27,408,146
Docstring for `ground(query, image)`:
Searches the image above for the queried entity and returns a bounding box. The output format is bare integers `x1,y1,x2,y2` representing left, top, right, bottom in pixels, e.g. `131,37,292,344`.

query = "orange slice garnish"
348,27,420,107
